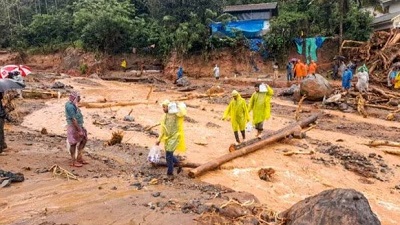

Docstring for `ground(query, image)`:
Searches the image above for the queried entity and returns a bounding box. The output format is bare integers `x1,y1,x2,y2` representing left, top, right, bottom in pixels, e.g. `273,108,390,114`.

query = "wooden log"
365,104,396,111
382,149,400,156
152,161,201,168
232,114,319,151
22,89,61,99
366,140,400,148
80,101,148,108
188,114,319,178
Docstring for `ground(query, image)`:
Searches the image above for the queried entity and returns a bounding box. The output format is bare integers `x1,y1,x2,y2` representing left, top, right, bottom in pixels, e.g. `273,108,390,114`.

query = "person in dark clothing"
332,62,339,80
0,93,7,153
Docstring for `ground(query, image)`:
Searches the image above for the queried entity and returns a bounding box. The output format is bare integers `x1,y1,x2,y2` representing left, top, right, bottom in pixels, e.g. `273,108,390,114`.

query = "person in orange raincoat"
294,60,306,81
308,60,317,75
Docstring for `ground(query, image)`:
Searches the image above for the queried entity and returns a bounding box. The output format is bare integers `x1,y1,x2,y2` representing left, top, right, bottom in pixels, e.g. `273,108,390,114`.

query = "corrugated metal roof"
224,2,278,13
372,11,400,24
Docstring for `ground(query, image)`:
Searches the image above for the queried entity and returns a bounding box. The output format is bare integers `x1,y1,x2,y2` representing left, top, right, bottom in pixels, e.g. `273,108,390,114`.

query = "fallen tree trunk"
188,114,319,178
152,161,201,168
382,149,400,156
365,104,396,111
22,90,62,99
366,140,400,148
232,114,318,151
80,101,148,108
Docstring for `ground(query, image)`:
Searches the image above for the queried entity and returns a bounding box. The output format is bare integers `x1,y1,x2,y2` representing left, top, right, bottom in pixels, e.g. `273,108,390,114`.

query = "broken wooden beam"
188,114,319,178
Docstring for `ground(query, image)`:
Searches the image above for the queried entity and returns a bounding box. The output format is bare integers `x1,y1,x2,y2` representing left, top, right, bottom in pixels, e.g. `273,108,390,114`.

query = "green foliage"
0,0,377,59
80,64,88,74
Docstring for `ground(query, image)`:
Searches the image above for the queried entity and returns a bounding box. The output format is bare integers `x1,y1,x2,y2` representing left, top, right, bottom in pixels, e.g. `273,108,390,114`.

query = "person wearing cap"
222,90,249,145
248,83,274,138
156,100,186,176
65,91,88,167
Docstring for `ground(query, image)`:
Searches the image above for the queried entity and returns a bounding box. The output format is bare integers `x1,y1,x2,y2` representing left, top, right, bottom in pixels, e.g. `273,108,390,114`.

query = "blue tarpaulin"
211,20,265,38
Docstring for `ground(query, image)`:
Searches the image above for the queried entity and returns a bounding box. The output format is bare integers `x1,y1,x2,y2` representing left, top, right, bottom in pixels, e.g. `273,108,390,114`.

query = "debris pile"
0,169,24,188
341,29,400,84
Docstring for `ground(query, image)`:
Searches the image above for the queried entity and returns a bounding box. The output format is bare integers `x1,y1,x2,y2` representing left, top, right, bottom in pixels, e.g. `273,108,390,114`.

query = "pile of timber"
340,29,400,84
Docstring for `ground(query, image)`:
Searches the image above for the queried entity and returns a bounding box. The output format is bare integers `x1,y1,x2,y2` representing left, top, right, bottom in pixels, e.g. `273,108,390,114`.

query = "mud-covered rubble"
312,142,392,181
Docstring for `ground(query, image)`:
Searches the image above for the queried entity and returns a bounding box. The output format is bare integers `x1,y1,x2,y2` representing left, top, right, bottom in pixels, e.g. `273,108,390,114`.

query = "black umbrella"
0,78,25,92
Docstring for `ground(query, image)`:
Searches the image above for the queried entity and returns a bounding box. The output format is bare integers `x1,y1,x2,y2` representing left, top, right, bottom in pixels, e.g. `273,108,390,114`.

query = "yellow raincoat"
248,85,274,125
121,59,127,69
158,103,186,153
223,94,249,131
395,74,400,89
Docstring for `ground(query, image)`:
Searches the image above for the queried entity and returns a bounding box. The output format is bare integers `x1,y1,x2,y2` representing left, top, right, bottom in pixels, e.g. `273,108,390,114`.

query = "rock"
219,204,249,219
368,153,376,158
88,73,101,79
281,188,381,225
300,74,333,100
281,84,299,96
339,103,349,111
0,179,11,188
40,128,48,135
51,81,66,89
395,185,400,190
293,85,301,102
152,192,161,197
176,77,191,87
123,115,134,122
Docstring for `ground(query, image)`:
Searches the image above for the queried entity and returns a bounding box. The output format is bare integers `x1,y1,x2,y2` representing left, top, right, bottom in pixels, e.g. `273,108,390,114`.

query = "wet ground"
1,74,400,224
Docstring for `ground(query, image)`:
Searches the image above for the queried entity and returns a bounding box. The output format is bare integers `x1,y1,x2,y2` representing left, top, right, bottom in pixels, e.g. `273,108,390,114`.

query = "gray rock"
300,74,333,100
123,115,134,122
281,188,381,225
176,77,191,87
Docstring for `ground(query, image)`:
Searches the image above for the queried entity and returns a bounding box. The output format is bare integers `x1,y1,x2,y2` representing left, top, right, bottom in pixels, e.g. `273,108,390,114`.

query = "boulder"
281,188,381,225
300,74,333,100
176,77,191,87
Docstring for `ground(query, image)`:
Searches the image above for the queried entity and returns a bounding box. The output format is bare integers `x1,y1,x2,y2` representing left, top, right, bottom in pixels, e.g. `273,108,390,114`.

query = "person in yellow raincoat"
156,100,186,176
223,90,249,145
121,58,127,72
248,83,274,138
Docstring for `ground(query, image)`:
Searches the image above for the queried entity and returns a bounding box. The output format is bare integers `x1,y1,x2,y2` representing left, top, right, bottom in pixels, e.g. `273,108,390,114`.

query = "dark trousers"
166,151,179,175
0,118,4,153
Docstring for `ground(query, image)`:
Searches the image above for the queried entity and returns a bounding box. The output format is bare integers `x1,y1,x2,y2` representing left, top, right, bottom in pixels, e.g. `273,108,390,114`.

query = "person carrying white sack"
156,100,187,176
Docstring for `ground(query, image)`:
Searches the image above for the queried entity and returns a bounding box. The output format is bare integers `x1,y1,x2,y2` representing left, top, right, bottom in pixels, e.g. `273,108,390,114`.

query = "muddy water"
21,77,400,224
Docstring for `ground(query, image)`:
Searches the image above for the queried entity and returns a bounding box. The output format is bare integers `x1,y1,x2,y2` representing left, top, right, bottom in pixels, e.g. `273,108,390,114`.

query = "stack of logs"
341,29,400,84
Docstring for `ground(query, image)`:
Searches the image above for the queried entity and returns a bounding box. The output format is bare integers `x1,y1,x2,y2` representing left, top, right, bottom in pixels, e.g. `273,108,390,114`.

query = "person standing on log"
248,83,274,138
65,91,88,167
156,100,186,176
222,90,249,145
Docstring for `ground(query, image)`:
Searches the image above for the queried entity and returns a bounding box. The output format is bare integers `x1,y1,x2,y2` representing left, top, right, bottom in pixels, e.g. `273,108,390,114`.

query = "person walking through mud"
0,93,7,153
156,100,186,176
342,67,353,91
222,90,249,145
248,83,274,138
65,91,88,167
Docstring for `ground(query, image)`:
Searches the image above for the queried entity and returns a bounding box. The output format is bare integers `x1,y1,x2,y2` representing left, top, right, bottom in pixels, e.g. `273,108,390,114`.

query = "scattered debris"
40,128,48,135
50,165,78,181
258,168,275,182
206,122,221,128
107,131,124,146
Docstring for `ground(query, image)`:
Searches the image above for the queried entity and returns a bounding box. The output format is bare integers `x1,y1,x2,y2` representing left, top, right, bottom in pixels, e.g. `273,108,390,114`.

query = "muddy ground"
1,71,400,225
